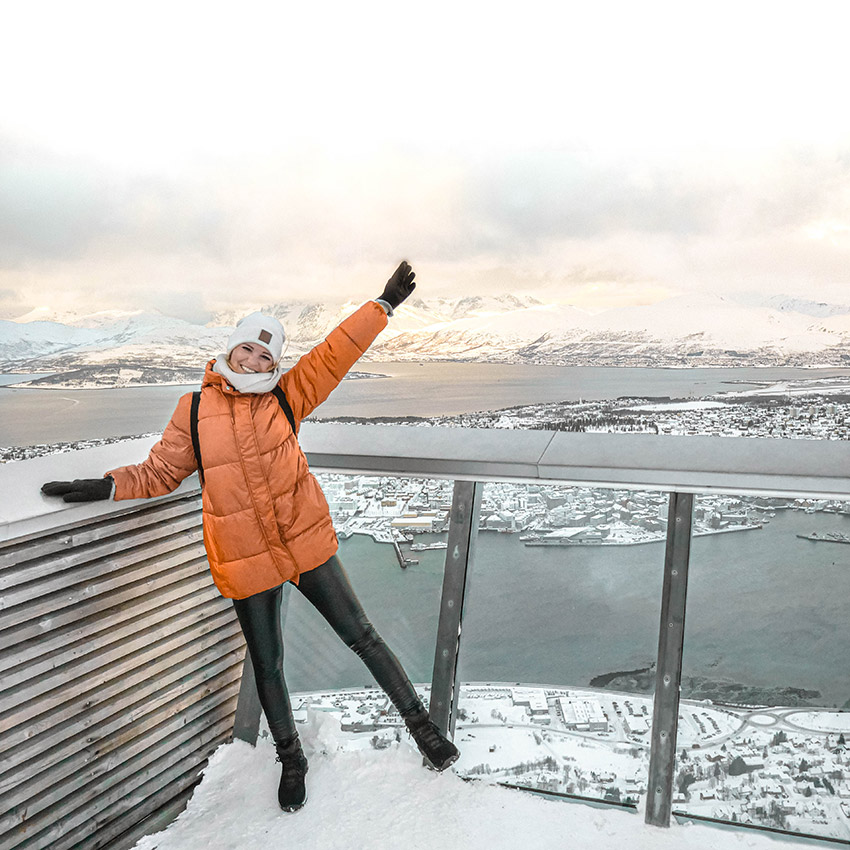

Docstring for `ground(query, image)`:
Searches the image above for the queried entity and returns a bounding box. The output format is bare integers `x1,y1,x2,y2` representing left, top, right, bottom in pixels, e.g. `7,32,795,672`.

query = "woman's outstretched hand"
378,261,416,309
42,477,113,502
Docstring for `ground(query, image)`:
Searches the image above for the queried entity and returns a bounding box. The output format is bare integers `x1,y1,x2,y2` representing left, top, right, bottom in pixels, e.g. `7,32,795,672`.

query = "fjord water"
284,503,850,710
4,362,849,708
4,362,850,446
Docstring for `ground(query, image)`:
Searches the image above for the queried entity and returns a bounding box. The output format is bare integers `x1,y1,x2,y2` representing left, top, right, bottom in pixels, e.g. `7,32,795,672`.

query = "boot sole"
281,793,307,813
423,750,460,772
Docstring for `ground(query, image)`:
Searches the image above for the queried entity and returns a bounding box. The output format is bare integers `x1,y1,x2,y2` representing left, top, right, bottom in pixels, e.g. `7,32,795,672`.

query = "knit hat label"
258,329,272,344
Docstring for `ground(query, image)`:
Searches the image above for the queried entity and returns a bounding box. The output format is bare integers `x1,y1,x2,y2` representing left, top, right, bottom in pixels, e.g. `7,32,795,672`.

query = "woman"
41,261,459,812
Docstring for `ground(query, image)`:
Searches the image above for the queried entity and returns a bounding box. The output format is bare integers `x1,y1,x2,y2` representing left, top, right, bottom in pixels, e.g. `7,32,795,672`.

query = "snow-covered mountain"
0,320,104,364
207,294,543,347
373,302,590,362
4,292,850,383
375,292,850,365
763,296,850,319
13,306,146,327
0,312,230,374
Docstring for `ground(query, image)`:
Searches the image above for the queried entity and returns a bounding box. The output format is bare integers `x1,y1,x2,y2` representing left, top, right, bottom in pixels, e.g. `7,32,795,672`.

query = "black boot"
404,709,460,772
274,736,308,812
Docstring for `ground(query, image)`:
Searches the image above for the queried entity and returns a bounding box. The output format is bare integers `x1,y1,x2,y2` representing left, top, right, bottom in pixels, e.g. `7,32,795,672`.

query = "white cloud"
2,1,850,319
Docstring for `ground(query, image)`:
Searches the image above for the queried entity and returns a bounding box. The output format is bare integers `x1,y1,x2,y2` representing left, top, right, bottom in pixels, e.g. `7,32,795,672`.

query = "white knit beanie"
226,312,286,363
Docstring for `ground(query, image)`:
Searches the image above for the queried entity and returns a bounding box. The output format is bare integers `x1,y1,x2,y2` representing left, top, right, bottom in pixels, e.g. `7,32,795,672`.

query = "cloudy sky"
2,0,849,323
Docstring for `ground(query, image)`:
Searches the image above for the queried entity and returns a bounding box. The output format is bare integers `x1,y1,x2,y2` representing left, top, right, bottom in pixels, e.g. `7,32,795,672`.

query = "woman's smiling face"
228,341,275,374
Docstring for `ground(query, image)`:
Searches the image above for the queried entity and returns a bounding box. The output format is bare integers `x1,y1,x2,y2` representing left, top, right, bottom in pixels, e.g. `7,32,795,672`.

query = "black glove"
41,476,114,503
377,260,416,310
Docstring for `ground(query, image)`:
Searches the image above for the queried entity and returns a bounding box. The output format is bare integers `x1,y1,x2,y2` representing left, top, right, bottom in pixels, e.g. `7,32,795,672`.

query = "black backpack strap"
271,386,298,437
189,390,205,487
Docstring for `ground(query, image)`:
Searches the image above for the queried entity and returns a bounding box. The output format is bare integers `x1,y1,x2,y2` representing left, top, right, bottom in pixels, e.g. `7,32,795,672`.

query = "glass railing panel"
454,482,666,807
279,473,449,744
675,494,850,843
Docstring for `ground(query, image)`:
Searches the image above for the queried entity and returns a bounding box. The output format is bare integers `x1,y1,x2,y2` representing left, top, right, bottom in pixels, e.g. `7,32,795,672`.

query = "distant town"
6,380,850,465
346,383,850,442
320,469,850,567
291,682,850,843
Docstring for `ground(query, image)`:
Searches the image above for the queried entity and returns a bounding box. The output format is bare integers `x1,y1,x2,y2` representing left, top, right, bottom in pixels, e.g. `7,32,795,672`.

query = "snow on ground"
455,724,645,783
132,714,815,850
721,379,850,397
786,711,850,733
629,401,729,411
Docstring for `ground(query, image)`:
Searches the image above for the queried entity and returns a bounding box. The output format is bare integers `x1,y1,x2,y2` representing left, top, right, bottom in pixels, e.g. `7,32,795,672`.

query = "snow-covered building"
558,698,609,733
390,514,434,529
512,688,551,722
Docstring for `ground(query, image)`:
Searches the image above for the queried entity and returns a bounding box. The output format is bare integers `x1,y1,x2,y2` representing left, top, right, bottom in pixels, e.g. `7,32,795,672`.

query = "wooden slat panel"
0,512,203,590
0,531,205,615
0,610,238,720
2,679,241,831
0,496,248,850
0,630,243,755
0,546,207,626
61,741,225,850
0,644,244,782
9,712,236,850
0,559,212,647
1,591,228,692
0,493,201,567
81,776,201,850
0,577,218,675
0,627,242,764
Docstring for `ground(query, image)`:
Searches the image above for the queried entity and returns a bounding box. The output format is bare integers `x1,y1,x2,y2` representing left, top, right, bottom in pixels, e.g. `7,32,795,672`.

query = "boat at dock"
522,536,662,547
796,532,850,544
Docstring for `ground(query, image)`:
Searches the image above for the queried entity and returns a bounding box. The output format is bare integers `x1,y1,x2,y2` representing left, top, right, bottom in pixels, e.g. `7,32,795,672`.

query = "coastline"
521,524,762,547
0,369,390,390
0,381,200,390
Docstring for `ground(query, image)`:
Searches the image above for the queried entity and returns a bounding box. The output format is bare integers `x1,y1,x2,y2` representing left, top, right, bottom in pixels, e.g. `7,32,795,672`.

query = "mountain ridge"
3,293,850,380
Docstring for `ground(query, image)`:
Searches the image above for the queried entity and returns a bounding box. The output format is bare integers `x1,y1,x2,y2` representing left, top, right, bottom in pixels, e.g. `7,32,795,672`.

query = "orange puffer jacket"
107,301,388,599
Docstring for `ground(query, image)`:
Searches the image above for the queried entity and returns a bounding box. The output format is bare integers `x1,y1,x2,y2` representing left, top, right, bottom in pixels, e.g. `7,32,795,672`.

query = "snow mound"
131,732,814,850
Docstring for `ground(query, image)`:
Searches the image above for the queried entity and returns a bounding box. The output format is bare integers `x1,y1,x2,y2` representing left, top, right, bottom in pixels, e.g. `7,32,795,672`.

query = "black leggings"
232,554,424,744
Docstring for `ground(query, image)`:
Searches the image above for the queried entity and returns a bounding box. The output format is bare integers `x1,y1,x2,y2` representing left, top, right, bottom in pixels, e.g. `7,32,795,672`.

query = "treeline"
466,755,560,777
529,415,654,433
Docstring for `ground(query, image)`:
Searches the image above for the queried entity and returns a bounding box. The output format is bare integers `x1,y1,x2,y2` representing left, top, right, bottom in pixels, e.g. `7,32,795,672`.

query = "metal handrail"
304,423,850,499
5,424,850,544
5,424,849,841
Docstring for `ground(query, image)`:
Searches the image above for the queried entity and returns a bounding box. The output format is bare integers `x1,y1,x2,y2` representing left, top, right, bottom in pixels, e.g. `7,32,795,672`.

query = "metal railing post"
645,491,694,826
232,583,293,744
429,480,482,737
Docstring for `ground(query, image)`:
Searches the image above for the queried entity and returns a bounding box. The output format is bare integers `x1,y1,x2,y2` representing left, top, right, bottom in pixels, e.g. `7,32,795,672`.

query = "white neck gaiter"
212,354,285,394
